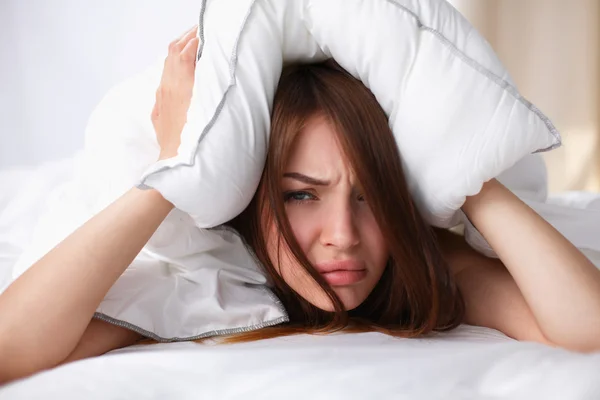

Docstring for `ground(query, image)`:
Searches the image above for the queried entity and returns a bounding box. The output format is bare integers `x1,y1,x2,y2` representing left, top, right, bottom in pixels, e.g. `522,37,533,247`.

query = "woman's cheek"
286,205,319,251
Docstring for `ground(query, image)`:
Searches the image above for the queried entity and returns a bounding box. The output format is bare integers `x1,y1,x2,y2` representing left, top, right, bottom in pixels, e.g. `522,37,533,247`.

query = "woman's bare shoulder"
431,227,481,275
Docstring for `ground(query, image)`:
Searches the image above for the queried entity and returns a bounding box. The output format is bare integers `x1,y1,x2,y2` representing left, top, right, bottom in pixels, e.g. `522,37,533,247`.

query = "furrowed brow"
283,172,330,186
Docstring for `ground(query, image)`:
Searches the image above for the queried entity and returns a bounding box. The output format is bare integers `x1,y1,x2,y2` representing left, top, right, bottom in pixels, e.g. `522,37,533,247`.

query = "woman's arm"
458,178,600,352
0,26,200,383
0,187,173,382
435,227,553,345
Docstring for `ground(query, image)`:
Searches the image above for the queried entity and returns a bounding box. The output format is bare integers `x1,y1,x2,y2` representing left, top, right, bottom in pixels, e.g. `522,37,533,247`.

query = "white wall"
0,0,199,168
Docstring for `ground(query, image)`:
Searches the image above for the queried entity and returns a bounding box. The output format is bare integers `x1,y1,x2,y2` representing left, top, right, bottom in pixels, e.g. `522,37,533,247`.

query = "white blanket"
0,326,599,399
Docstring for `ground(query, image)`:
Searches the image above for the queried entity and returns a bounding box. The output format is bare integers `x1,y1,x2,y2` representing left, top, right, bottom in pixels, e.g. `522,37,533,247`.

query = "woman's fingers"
163,26,199,83
181,37,200,62
177,25,198,48
153,26,199,145
169,25,198,53
175,25,198,43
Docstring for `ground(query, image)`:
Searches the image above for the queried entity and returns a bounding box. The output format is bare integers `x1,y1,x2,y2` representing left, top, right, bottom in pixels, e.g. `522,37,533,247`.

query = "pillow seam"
93,310,289,343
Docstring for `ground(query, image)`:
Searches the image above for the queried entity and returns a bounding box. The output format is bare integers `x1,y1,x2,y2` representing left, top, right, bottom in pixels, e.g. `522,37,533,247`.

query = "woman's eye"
357,193,366,202
283,191,316,203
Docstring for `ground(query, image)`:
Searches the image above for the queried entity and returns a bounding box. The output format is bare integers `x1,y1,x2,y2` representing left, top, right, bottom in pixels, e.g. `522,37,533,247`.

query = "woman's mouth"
316,259,367,286
320,269,367,286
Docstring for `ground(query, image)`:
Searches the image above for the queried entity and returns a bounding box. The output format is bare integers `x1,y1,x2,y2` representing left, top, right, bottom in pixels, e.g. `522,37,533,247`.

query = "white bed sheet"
1,326,599,399
1,157,600,399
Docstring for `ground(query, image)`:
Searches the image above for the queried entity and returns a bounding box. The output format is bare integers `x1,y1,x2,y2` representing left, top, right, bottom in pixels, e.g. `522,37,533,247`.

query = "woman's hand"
152,26,200,160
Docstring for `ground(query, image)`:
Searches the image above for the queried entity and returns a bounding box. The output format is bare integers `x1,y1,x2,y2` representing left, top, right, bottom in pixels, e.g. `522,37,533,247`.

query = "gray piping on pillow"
93,285,289,343
196,0,207,61
385,0,562,152
137,0,257,191
191,0,255,147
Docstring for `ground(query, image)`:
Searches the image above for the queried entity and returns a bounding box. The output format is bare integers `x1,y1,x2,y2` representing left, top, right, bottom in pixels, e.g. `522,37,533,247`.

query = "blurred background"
0,0,598,193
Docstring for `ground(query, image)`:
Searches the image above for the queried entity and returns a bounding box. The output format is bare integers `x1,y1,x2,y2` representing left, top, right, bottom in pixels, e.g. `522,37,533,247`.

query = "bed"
1,155,600,399
3,0,600,395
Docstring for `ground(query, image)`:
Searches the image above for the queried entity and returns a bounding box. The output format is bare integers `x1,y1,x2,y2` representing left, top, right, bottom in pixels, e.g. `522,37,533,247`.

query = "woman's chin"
335,287,369,311
307,290,366,313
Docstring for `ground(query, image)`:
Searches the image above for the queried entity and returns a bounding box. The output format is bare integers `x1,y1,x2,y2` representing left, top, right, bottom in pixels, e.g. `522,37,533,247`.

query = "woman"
1,26,599,384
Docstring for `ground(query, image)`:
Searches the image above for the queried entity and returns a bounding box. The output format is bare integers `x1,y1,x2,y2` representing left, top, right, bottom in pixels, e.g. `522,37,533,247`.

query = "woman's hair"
223,59,465,343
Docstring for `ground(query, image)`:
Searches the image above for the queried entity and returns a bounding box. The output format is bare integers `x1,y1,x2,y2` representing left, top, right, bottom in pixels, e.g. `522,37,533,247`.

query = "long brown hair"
222,59,465,342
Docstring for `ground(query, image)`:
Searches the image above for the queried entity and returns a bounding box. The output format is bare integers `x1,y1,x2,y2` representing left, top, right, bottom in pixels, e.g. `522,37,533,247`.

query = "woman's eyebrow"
283,172,330,186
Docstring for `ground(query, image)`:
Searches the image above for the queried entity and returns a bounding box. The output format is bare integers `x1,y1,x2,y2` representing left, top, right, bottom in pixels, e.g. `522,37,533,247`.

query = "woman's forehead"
285,115,350,173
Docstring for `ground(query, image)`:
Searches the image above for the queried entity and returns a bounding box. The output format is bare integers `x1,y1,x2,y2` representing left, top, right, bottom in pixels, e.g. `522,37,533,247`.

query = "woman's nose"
319,200,360,250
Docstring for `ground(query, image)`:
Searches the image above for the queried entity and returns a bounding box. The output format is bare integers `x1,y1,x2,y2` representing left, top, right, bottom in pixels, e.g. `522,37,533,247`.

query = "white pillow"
138,0,561,228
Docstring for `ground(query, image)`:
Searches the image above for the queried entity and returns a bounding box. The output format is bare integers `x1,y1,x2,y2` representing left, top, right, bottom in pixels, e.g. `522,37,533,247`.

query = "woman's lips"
315,259,367,286
320,269,367,286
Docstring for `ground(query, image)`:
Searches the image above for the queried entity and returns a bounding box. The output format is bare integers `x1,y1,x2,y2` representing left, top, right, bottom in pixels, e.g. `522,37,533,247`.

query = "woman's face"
265,114,389,311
